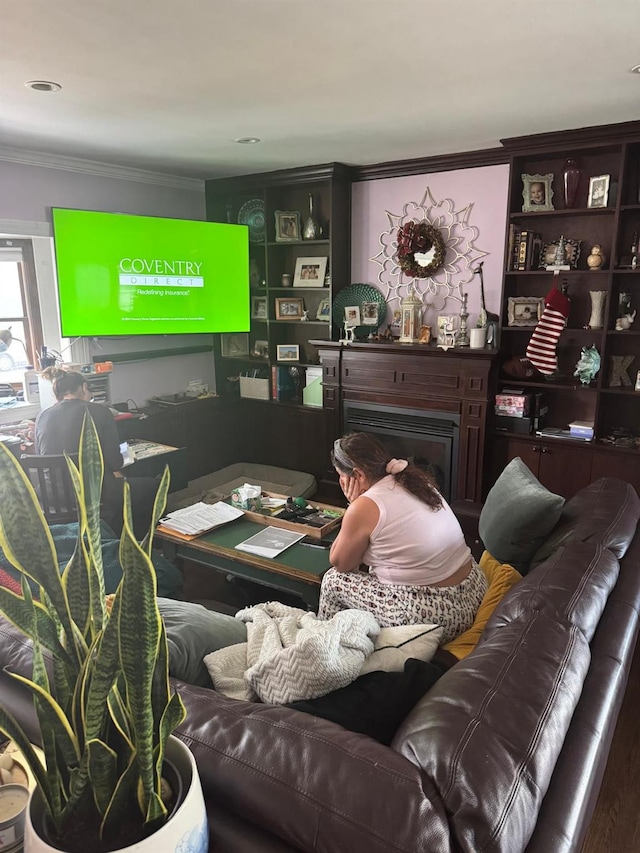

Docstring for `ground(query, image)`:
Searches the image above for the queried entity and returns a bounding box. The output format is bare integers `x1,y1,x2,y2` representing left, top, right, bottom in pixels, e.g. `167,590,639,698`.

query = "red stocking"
525,286,571,376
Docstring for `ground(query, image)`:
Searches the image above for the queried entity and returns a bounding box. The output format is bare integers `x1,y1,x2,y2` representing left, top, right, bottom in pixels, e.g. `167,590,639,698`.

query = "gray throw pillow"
479,458,565,574
158,598,247,687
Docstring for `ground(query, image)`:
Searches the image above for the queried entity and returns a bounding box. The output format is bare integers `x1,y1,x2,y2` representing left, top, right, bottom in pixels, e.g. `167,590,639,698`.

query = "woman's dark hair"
41,367,87,401
332,432,442,510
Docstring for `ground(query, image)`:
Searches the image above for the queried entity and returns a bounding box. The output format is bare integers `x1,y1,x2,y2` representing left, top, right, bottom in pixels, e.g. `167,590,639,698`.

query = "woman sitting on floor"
318,432,487,643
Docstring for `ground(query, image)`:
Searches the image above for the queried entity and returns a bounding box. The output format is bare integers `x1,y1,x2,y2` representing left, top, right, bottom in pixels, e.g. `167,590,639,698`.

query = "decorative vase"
24,737,208,853
588,290,607,330
563,158,582,209
302,193,319,241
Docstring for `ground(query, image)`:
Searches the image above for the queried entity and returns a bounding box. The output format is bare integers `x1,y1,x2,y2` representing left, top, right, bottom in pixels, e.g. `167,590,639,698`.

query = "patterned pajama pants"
317,560,488,644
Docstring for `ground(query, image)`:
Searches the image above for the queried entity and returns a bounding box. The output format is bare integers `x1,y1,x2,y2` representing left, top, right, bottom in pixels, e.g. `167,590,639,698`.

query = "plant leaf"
86,738,118,816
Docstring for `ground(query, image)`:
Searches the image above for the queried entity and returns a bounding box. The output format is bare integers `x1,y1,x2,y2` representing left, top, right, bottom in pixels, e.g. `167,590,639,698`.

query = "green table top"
186,517,334,579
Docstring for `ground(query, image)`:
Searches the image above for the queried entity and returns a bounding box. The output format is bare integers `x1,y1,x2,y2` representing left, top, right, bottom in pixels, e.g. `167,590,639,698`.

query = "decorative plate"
238,198,265,243
332,283,387,336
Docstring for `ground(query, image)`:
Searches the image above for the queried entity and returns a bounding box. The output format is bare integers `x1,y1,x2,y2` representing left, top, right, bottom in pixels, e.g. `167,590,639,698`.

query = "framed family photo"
344,305,361,327
252,339,269,359
274,211,301,242
275,297,305,320
521,173,555,212
507,296,544,326
293,256,328,287
220,332,250,358
587,175,610,209
251,295,267,320
276,344,300,362
361,301,380,325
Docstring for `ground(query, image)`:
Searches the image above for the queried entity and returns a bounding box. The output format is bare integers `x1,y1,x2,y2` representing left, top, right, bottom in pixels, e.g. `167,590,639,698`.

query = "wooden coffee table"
155,513,339,610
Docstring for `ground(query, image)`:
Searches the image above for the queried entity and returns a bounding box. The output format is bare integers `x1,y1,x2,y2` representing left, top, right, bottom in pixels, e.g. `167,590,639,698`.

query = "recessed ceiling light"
630,64,640,74
25,80,62,92
235,137,261,144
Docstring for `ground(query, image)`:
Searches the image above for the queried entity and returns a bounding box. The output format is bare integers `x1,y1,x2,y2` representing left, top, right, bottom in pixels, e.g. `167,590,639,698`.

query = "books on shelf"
236,526,306,559
514,229,543,271
535,427,593,442
157,501,244,539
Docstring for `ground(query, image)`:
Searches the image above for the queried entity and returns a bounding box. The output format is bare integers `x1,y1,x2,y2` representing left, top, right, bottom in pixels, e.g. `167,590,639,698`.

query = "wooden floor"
582,639,640,852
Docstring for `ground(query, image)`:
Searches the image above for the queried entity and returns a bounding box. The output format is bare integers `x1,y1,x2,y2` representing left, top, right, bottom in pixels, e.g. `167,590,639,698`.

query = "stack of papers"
158,501,244,537
236,527,305,559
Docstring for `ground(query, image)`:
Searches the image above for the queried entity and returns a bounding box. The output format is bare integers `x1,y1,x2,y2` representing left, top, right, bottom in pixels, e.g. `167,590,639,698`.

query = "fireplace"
343,401,460,502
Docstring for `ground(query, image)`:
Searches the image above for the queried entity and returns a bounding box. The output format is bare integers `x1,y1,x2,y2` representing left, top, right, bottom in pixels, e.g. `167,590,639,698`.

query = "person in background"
318,432,488,642
35,368,157,539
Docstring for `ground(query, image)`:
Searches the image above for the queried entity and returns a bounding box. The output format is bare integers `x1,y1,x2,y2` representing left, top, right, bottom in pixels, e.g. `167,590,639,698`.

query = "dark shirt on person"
35,399,123,473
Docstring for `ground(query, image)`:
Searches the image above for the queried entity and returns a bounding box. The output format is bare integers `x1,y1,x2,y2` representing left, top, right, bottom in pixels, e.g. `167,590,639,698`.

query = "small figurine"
300,309,309,322
586,244,606,271
573,345,601,385
616,310,637,331
418,325,432,344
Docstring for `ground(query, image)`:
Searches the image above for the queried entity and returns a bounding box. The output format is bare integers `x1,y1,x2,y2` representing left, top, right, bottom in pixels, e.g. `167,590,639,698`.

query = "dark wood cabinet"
204,163,352,403
495,123,640,495
489,434,593,499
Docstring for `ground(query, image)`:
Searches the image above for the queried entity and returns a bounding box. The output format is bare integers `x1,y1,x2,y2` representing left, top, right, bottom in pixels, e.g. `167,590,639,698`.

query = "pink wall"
351,164,510,330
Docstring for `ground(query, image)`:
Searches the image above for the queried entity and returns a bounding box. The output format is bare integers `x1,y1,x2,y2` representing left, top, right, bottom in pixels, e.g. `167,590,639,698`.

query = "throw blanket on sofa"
204,602,379,704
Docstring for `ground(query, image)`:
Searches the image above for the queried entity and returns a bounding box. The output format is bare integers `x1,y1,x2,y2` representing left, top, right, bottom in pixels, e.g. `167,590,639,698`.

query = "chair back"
20,454,79,525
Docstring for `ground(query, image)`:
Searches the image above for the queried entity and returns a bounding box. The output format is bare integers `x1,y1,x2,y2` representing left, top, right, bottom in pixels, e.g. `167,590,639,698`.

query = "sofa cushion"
393,610,591,853
479,457,565,574
484,541,620,644
360,624,443,674
443,551,522,660
158,598,247,687
530,477,640,569
287,658,444,745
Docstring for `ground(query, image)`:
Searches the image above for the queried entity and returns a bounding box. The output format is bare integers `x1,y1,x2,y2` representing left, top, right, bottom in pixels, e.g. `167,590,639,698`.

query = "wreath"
396,219,446,278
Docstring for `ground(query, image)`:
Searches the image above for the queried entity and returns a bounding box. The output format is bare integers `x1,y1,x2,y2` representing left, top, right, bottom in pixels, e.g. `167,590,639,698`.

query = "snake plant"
0,415,186,849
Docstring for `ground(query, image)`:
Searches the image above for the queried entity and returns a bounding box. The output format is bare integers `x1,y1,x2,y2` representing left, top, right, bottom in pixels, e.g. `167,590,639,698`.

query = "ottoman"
166,462,317,512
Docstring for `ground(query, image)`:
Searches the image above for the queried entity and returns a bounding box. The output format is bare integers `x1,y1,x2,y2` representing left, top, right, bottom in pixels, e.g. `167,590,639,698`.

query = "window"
0,239,43,384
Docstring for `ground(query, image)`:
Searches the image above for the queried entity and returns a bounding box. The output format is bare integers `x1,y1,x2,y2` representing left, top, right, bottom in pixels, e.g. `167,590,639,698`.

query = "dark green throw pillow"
158,599,247,687
479,458,565,574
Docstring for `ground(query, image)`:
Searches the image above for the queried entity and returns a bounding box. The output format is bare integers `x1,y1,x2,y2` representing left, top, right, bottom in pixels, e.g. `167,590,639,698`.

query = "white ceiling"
2,0,640,181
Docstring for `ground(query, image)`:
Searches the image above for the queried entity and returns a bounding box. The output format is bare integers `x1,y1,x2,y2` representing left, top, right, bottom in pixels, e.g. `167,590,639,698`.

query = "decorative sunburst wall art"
370,188,489,319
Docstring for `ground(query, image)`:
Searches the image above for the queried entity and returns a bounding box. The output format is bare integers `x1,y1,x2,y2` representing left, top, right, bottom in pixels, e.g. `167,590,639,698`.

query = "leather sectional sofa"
1,477,639,852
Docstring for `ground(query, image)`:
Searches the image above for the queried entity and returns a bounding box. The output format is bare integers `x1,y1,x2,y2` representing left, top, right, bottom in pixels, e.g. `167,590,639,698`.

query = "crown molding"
0,146,204,191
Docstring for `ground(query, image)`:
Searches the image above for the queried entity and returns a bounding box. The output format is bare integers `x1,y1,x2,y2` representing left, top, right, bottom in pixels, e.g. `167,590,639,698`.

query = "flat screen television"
51,208,250,336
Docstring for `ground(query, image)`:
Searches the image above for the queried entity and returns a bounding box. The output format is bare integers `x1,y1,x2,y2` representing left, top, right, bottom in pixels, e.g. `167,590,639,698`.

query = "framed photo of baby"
522,173,555,212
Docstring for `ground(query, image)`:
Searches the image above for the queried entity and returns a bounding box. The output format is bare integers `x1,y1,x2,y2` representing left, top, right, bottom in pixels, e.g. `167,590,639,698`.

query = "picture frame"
507,296,544,326
274,210,301,242
220,332,250,358
436,315,457,346
539,238,582,269
293,256,328,287
587,174,611,209
521,173,555,212
275,297,305,320
251,295,267,320
361,301,380,325
316,296,331,320
276,344,300,362
344,305,361,327
251,339,269,359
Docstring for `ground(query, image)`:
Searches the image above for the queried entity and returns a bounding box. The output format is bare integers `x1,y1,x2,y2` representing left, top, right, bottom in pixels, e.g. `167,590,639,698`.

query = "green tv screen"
52,208,250,336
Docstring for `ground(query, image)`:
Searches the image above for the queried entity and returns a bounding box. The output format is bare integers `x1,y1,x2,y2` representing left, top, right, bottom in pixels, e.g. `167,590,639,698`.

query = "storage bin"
239,376,270,400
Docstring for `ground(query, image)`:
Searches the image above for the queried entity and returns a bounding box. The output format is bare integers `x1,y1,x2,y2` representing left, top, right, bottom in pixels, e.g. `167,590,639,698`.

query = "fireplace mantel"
311,341,500,504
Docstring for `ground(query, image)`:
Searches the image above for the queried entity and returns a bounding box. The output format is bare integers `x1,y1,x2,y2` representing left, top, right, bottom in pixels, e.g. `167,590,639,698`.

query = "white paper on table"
159,501,244,536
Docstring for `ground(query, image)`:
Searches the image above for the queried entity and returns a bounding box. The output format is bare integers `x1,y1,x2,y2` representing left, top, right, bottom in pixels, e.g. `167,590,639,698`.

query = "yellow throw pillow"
443,552,522,660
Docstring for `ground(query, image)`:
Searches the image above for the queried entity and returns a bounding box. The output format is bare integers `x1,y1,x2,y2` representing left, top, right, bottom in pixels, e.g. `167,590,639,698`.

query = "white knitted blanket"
203,602,379,704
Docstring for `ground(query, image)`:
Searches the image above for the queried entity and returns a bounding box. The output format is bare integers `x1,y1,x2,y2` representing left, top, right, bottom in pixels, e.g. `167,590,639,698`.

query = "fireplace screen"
343,401,460,502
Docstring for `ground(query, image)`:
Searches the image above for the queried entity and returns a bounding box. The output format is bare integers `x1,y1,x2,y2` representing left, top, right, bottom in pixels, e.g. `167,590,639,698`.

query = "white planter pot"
24,736,208,853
